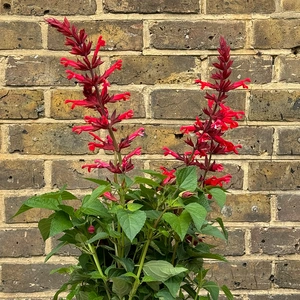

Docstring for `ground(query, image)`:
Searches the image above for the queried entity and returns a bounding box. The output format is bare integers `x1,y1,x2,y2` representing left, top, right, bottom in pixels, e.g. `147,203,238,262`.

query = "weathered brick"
151,89,246,120
253,19,300,49
277,194,300,222
206,0,275,14
208,55,272,84
0,89,44,119
0,160,45,190
207,260,272,290
251,227,300,255
114,124,184,154
275,261,300,289
0,0,97,15
109,55,199,85
248,162,300,191
211,193,271,222
249,295,300,300
6,56,68,86
8,124,91,155
51,89,145,120
0,229,44,257
4,195,50,224
48,20,143,51
282,0,300,11
0,22,42,49
149,21,246,50
277,127,300,155
224,126,274,156
248,90,300,121
278,57,300,83
0,263,69,292
103,0,200,13
205,229,245,256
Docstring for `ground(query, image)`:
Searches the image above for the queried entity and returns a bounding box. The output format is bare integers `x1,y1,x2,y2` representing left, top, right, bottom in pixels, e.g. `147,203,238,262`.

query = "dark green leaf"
215,217,228,240
201,224,226,240
156,289,175,300
111,277,132,298
116,209,146,242
163,210,191,241
221,285,233,300
202,281,219,300
38,217,52,241
185,203,207,232
176,166,197,191
84,178,110,186
164,275,184,298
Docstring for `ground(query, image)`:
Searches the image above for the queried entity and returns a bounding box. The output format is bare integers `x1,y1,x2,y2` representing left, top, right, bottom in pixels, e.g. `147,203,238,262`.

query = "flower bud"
88,225,95,234
179,191,196,198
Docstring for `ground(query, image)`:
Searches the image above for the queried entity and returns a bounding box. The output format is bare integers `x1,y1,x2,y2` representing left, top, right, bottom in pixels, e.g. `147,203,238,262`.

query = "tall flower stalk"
14,18,250,300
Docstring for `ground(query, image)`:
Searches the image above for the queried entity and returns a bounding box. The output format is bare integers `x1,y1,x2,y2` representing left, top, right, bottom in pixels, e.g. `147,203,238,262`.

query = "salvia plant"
14,18,250,300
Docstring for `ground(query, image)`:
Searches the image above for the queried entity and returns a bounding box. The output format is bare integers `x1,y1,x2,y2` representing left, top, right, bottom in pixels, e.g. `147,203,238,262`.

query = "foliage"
14,17,250,300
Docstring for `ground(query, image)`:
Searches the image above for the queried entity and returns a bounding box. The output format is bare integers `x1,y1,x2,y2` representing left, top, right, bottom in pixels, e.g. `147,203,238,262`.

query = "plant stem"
88,243,111,299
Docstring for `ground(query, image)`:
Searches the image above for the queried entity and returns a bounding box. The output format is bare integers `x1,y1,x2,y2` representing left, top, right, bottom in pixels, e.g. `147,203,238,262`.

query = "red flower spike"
162,37,248,188
88,225,95,234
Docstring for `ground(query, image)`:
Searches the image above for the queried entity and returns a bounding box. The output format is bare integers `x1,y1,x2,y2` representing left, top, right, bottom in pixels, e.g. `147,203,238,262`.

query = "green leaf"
143,260,187,282
156,289,175,300
176,166,197,191
45,240,68,262
89,184,110,202
163,210,191,241
134,176,160,188
86,232,109,244
49,211,73,238
209,188,226,208
215,217,228,240
202,281,220,300
185,203,207,232
111,277,132,299
81,191,110,218
127,203,143,211
164,275,184,298
116,209,146,242
38,217,52,240
110,255,135,273
201,224,226,240
13,190,77,217
84,177,110,186
221,285,234,300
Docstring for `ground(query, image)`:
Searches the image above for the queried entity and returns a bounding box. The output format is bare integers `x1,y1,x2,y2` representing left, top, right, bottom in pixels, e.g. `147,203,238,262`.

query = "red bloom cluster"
162,37,250,188
46,18,144,174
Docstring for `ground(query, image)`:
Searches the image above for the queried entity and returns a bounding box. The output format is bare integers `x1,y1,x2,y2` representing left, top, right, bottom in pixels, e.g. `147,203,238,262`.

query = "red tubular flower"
204,174,232,187
162,37,249,188
160,167,176,185
47,18,144,177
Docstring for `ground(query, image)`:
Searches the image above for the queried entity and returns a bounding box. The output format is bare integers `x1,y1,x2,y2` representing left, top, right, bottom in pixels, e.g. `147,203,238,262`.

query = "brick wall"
0,0,300,299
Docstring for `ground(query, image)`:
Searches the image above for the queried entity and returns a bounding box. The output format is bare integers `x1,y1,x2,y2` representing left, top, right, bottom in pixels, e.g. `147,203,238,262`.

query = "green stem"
88,244,105,278
88,244,111,299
